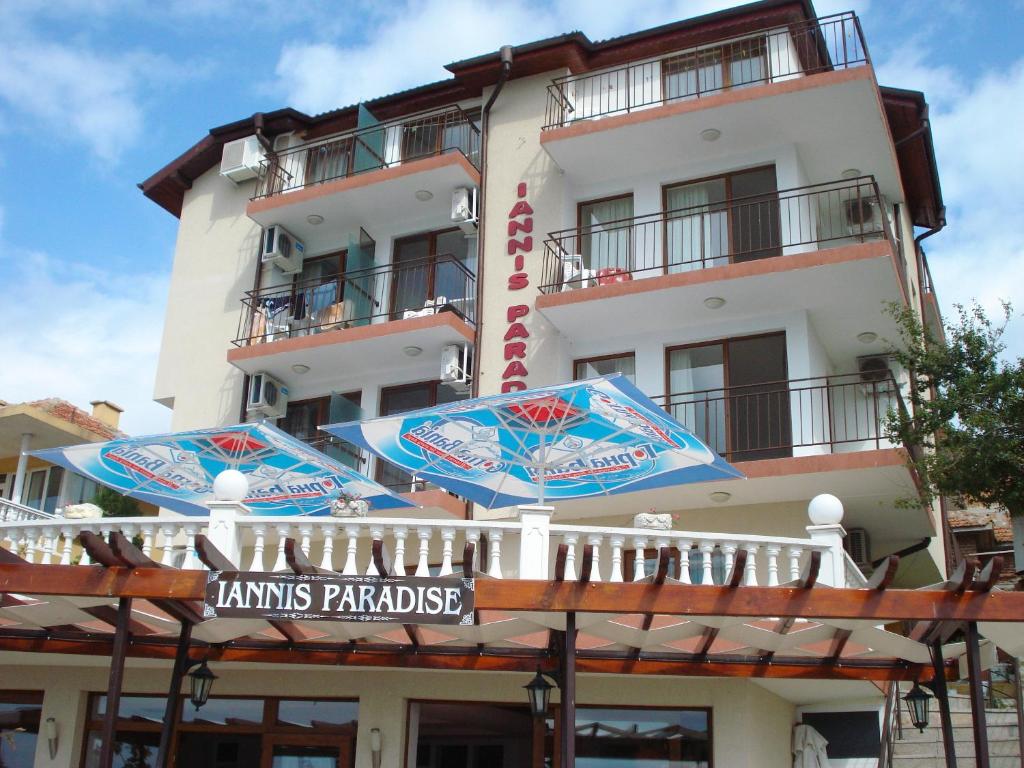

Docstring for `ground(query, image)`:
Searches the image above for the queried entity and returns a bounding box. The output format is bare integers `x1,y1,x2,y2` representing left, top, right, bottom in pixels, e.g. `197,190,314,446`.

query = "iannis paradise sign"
204,572,476,625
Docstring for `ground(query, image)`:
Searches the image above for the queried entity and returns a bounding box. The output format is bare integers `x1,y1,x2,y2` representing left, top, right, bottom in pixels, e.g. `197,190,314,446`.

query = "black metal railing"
655,371,906,462
234,254,476,346
544,13,868,128
300,434,364,469
920,250,935,294
540,176,892,293
253,106,480,200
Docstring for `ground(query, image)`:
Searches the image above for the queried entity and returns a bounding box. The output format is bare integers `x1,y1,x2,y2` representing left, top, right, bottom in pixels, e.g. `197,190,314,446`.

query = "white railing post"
205,501,248,568
586,534,603,582
272,524,291,572
249,524,267,571
320,524,336,572
563,533,579,581
608,535,624,583
392,526,408,576
517,505,554,580
487,530,504,579
632,536,648,582
806,494,847,587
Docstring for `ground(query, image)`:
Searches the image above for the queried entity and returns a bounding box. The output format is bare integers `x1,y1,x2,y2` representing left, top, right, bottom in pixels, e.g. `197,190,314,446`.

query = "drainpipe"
869,537,930,569
471,44,514,399
894,105,930,148
252,112,274,154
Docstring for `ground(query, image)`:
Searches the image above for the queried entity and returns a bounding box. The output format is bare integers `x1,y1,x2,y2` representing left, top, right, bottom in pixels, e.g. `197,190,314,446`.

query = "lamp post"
904,682,932,733
187,660,217,711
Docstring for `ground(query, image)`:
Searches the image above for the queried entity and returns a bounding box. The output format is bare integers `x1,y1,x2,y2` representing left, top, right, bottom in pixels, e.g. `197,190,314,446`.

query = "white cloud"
0,242,172,436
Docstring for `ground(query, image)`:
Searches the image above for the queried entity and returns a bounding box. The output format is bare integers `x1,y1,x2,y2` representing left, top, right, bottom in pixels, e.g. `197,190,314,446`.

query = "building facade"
0,2,959,767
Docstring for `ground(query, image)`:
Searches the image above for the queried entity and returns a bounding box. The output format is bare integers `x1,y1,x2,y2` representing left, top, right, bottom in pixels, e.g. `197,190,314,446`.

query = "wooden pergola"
1,535,1021,768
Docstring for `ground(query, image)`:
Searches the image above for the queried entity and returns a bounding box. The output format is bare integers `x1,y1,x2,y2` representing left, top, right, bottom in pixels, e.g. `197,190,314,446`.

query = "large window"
544,706,712,767
578,195,635,275
377,382,467,489
574,353,636,385
0,691,43,768
81,694,357,768
664,166,780,271
410,702,534,768
281,394,363,470
391,229,475,321
662,35,768,101
667,333,790,462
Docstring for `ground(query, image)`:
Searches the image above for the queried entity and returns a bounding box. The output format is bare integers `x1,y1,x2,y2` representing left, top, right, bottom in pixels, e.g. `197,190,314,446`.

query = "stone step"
892,737,1022,758
891,758,1022,768
898,711,1020,729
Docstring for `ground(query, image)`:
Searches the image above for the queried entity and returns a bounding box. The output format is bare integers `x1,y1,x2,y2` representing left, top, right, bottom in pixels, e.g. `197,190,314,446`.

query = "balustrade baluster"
699,542,715,585
744,544,759,586
415,528,432,577
140,525,155,559
78,527,94,566
24,530,38,563
765,545,781,587
366,526,385,575
465,528,480,574
632,537,648,582
39,527,56,565
392,527,408,576
608,536,624,582
439,528,456,576
721,543,737,582
60,526,74,565
563,534,579,581
183,525,200,570
343,525,360,576
272,525,291,572
586,535,603,582
320,525,336,571
487,530,503,579
160,524,177,567
787,546,803,582
249,524,267,571
298,524,313,558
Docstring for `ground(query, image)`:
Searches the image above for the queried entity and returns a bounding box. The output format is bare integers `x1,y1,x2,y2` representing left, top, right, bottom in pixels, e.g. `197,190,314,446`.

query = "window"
377,382,467,489
82,695,357,768
574,353,636,384
545,706,712,767
0,691,43,768
578,195,634,275
663,35,768,101
664,166,780,271
281,394,363,470
305,138,352,186
409,702,533,768
390,229,474,321
65,472,100,506
666,332,790,461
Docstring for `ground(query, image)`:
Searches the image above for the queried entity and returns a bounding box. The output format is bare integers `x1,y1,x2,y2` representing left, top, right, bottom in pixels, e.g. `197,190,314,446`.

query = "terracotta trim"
541,67,874,144
246,153,481,216
736,447,909,478
536,240,893,310
226,312,475,363
401,488,467,519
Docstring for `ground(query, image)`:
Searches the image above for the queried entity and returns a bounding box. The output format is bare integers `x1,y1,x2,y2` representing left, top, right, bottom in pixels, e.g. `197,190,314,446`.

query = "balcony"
539,14,899,197
246,107,481,251
227,254,476,390
537,177,904,343
919,251,945,343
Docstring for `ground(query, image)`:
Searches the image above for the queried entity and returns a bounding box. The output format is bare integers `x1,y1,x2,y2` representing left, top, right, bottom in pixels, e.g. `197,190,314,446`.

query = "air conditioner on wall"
219,136,265,183
440,344,473,393
451,187,479,234
247,372,289,419
844,196,880,236
844,527,871,570
857,354,895,395
261,225,305,274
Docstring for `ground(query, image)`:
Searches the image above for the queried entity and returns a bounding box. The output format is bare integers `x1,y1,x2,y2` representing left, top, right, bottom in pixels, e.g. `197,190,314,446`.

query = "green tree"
91,486,140,518
885,301,1024,565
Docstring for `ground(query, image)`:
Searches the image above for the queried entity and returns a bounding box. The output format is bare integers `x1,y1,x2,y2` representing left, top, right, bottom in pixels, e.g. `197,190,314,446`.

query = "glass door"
579,195,634,276
665,178,728,272
262,736,351,768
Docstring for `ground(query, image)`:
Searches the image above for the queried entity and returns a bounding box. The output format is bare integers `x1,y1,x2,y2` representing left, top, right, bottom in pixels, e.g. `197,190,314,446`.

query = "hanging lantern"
188,660,217,711
524,667,555,719
903,682,932,733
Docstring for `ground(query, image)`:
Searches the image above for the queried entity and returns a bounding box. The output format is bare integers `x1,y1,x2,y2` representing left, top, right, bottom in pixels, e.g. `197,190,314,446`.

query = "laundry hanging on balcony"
31,422,414,516
321,374,744,509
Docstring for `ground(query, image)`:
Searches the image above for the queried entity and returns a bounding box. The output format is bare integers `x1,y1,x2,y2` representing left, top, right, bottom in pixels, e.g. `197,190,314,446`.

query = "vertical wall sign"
503,182,533,393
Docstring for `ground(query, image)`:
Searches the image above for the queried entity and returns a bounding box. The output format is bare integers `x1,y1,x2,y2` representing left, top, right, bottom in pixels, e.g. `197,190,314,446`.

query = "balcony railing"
544,13,868,128
656,371,907,462
1,498,58,523
0,514,857,587
540,176,892,293
234,254,476,347
920,250,936,294
253,106,481,200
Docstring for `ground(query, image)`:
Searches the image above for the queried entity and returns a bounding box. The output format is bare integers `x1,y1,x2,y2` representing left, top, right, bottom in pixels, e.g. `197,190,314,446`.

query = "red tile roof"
24,398,123,440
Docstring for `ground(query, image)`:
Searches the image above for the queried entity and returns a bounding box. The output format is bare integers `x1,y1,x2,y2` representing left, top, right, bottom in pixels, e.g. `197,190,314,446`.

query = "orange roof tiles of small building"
22,398,124,440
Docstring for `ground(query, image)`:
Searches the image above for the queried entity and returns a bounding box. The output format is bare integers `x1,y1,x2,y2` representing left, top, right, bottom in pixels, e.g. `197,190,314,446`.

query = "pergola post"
964,621,991,768
98,597,132,768
930,641,958,768
155,620,193,768
560,611,576,768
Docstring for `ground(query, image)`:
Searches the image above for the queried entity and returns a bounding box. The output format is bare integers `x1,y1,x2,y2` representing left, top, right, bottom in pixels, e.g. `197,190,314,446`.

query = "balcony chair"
560,254,596,291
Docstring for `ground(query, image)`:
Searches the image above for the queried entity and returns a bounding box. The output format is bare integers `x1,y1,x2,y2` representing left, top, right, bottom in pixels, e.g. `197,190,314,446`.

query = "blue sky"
0,0,1021,435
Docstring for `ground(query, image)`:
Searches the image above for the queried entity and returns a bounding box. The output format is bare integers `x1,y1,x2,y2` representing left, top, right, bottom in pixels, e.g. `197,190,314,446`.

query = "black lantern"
903,682,932,733
187,660,217,711
524,667,555,718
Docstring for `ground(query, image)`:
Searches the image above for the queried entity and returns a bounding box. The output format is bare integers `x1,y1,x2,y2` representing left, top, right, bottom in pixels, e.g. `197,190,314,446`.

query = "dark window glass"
574,354,636,384
801,712,880,758
0,693,42,768
276,700,359,729
573,707,711,767
91,695,168,723
84,730,160,768
180,698,263,726
413,702,532,768
177,732,263,768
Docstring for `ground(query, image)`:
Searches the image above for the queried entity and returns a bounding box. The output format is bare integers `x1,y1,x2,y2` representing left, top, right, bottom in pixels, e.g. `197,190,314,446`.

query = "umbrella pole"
98,597,132,768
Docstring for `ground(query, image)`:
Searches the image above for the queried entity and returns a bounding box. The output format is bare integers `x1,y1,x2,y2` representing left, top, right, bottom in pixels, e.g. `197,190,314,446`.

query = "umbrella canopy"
321,375,743,509
32,422,414,517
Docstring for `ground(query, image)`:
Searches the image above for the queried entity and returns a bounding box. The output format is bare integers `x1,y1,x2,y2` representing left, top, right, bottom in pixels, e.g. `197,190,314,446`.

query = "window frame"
572,351,637,383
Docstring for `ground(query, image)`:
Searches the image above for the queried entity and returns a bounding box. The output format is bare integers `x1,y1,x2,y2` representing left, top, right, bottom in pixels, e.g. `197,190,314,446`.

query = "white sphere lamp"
808,493,844,526
213,469,250,502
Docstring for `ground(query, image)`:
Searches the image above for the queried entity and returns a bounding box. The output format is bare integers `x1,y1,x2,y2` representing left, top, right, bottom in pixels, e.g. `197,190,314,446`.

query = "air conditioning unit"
220,136,265,183
857,353,895,394
247,372,288,419
261,225,305,274
844,196,880,235
844,527,872,569
440,344,473,393
451,187,479,234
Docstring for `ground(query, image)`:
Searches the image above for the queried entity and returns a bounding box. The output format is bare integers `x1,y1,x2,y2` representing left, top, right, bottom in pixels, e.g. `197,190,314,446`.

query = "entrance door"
262,735,352,768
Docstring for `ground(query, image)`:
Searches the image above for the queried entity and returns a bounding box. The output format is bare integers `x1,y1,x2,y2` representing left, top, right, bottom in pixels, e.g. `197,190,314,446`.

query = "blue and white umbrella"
32,422,414,517
321,375,744,509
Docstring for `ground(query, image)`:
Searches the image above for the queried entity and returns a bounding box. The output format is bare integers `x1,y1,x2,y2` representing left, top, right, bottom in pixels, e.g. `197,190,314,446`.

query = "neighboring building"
1,3,963,767
0,398,123,515
948,501,1017,585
